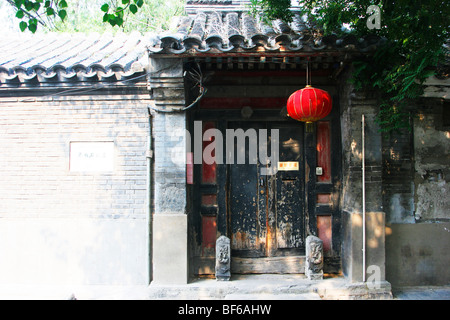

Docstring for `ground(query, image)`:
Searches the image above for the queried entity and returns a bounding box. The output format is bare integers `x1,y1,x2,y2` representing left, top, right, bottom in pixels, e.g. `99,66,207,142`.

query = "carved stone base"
215,235,231,281
307,271,324,280
306,235,324,280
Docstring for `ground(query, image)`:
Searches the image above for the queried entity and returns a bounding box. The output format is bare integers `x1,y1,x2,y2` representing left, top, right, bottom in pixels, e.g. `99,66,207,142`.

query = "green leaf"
19,21,27,32
122,0,130,4
15,10,25,19
28,22,37,33
108,18,117,27
58,9,67,21
104,13,117,25
46,7,55,16
60,0,68,8
101,3,109,12
44,0,50,7
135,0,144,8
24,1,34,11
14,0,23,9
129,4,138,14
115,16,124,26
422,70,436,78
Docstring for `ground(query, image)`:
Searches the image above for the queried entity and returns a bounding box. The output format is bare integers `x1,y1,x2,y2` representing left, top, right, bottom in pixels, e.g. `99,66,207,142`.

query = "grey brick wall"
0,92,152,285
0,95,150,218
381,127,415,223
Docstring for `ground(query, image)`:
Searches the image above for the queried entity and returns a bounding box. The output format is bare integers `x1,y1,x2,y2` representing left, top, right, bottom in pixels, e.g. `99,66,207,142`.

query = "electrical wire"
14,62,207,112
147,86,207,113
148,62,207,114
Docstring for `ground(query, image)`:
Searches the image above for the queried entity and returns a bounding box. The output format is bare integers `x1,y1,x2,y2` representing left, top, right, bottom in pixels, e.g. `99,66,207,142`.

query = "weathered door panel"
229,161,264,256
228,122,266,258
273,123,305,256
228,121,305,261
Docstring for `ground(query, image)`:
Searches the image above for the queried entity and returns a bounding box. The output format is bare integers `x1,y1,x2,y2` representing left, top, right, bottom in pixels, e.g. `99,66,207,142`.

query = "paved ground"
0,276,449,300
0,286,448,300
392,286,450,300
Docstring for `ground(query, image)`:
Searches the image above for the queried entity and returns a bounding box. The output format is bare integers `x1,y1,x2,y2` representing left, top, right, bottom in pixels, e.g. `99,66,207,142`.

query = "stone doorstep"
318,281,393,300
148,275,393,300
223,293,322,300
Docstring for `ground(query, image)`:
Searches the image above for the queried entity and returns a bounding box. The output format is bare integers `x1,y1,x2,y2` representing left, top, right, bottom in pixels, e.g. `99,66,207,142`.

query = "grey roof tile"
0,32,150,87
149,11,385,56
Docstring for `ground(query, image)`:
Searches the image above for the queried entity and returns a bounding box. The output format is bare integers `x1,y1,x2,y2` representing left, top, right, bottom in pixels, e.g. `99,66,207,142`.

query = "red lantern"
287,85,332,124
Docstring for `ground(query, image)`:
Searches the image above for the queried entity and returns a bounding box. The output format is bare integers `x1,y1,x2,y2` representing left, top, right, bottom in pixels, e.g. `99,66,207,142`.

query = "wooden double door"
226,121,305,267
195,118,310,273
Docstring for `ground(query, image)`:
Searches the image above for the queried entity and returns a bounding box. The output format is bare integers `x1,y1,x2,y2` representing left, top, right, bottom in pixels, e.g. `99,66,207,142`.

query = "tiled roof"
149,11,385,56
0,32,151,87
185,0,246,15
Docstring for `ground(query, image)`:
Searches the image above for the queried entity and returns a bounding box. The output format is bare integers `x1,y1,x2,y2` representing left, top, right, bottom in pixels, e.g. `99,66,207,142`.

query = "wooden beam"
232,257,306,274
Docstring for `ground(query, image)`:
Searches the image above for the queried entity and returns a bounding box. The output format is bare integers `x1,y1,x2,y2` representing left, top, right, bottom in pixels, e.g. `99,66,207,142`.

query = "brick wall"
381,99,450,286
0,91,152,285
381,127,415,223
381,98,450,224
413,99,450,222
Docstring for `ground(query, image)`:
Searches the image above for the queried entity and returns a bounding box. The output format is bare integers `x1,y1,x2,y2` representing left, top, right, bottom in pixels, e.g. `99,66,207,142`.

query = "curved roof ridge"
149,11,385,56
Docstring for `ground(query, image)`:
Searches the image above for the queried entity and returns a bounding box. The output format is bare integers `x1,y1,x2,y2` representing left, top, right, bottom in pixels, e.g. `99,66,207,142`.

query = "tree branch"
5,0,47,27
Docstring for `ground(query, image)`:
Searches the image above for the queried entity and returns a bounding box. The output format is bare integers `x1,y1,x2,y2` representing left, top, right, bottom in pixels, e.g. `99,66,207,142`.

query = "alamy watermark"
367,5,381,30
168,121,280,175
366,264,382,289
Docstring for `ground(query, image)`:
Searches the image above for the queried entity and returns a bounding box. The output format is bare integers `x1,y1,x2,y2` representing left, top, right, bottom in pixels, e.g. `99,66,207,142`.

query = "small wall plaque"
70,142,114,172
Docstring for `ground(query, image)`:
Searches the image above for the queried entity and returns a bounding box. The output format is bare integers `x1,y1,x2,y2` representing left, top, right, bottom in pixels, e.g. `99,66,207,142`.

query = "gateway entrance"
193,118,316,274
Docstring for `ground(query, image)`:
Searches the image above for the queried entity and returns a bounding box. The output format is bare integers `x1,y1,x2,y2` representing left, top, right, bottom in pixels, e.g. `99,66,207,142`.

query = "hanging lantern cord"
306,57,311,87
306,57,313,132
309,58,312,86
306,58,308,86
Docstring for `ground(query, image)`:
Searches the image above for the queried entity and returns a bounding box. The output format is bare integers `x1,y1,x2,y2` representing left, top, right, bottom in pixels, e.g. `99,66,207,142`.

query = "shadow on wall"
0,218,148,285
385,222,450,287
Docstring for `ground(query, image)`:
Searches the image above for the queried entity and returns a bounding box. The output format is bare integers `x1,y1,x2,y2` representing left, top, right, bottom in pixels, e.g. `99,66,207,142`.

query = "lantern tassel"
305,122,314,133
